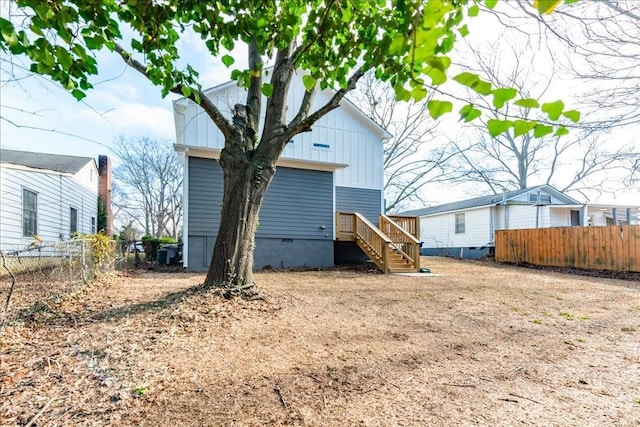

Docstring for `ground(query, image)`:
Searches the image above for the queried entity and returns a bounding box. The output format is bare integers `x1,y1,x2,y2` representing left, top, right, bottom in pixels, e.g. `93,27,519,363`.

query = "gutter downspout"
535,191,541,228
182,148,189,269
502,189,508,230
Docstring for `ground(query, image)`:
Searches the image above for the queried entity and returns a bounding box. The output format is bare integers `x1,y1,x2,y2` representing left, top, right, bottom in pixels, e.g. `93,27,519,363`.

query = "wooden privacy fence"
495,225,640,272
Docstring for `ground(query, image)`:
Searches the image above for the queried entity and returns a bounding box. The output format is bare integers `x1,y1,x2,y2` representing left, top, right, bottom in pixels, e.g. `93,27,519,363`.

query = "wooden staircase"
336,212,421,274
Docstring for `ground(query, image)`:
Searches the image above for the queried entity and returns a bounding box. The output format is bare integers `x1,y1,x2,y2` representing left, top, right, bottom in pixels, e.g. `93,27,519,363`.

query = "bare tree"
448,44,639,199
482,1,640,127
112,136,183,239
350,73,462,213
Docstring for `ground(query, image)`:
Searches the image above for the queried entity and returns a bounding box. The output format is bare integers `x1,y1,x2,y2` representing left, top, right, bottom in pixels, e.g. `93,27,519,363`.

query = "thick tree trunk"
203,136,276,291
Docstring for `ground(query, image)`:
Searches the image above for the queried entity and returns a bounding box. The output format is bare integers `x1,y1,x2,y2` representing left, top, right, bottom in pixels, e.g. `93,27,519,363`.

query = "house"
173,74,420,273
584,204,640,226
0,149,111,251
400,185,640,259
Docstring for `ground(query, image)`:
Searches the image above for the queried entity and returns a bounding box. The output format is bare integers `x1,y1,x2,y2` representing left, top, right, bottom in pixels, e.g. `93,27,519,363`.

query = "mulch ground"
1,257,639,426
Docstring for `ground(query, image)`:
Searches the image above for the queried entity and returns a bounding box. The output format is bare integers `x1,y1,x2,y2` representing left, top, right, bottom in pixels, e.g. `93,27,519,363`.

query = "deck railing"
386,215,420,240
336,211,393,273
379,215,421,270
336,211,357,241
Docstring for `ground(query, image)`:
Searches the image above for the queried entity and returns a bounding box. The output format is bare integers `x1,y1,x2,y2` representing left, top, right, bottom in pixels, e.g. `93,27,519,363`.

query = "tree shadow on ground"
6,283,211,328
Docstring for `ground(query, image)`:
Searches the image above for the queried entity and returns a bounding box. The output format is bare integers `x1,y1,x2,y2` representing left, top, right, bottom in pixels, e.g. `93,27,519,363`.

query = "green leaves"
453,72,479,87
514,98,540,109
0,0,577,142
485,0,498,9
410,86,428,102
427,100,453,119
534,124,554,138
261,83,273,97
491,88,517,109
541,100,565,120
562,110,581,123
302,75,316,91
459,104,481,122
221,54,234,67
453,71,492,95
533,0,562,14
487,119,513,138
0,17,17,48
513,120,537,137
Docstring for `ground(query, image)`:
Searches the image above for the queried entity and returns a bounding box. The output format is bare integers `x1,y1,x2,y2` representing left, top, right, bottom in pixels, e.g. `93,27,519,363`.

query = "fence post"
81,240,88,284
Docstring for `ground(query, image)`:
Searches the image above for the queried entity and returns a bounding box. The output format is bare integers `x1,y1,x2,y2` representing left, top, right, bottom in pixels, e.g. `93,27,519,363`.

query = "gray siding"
335,186,382,223
188,157,223,235
258,167,333,239
187,157,334,270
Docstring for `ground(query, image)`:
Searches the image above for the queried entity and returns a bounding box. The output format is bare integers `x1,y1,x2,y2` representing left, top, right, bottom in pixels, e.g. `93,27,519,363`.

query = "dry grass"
1,257,640,426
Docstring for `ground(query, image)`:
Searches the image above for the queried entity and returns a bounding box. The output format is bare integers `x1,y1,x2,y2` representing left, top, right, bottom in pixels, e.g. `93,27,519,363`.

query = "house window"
70,207,78,236
529,193,551,204
91,217,96,234
455,213,465,234
22,189,38,237
570,210,580,226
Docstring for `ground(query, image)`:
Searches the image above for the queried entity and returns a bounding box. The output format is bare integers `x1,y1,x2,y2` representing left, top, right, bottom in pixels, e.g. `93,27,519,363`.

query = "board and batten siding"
174,74,385,192
0,164,98,251
187,157,334,270
335,186,382,224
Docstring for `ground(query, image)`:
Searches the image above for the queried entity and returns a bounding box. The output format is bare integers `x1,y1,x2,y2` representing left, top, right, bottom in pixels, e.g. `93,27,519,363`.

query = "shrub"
141,235,176,260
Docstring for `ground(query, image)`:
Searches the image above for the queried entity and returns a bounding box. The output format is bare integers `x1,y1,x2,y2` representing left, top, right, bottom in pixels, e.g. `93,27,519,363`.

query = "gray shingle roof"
400,185,570,217
0,149,94,174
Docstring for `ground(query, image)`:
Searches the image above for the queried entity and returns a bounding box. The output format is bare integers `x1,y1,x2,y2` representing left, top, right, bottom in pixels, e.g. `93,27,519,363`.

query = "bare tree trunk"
204,135,276,291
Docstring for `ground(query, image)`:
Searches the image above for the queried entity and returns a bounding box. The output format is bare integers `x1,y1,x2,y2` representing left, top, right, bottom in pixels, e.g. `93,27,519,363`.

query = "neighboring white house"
0,149,100,251
173,73,392,271
401,185,640,259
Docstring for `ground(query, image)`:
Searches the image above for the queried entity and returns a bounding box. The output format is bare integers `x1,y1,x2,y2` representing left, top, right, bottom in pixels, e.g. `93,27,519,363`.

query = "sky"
1,2,638,207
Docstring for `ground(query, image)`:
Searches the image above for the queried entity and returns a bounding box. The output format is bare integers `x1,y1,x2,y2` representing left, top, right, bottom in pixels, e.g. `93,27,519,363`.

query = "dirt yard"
1,257,639,426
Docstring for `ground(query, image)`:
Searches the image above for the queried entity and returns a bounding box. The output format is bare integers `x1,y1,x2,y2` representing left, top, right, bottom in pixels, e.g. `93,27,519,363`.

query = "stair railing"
354,212,392,273
336,211,357,240
379,215,421,271
386,215,420,240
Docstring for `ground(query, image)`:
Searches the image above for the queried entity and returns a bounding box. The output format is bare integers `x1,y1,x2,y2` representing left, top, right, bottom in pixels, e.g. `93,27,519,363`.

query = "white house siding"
503,205,538,230
0,165,98,251
509,189,567,205
174,74,385,191
420,207,492,258
549,207,572,227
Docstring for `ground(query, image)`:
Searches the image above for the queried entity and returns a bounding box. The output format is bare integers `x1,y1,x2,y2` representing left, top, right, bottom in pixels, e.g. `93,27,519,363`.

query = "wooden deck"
336,212,420,274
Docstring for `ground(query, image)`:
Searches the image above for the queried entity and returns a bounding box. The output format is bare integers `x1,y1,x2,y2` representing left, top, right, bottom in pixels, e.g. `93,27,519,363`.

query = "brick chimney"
98,155,113,235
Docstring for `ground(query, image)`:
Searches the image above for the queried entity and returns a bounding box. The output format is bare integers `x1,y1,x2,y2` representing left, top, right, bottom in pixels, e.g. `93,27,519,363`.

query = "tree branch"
284,67,366,140
258,43,295,148
113,43,234,138
246,39,263,138
290,87,317,128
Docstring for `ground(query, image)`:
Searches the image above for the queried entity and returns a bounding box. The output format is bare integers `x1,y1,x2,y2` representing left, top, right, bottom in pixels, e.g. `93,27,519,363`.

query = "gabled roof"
176,70,393,140
0,149,95,174
401,185,581,217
